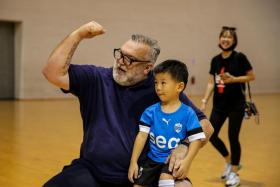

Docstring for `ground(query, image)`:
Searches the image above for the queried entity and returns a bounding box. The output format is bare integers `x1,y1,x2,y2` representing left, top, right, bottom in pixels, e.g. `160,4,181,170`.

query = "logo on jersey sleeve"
174,123,182,133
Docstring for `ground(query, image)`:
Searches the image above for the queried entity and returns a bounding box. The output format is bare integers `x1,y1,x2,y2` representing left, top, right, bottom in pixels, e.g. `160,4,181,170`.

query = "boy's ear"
177,82,185,92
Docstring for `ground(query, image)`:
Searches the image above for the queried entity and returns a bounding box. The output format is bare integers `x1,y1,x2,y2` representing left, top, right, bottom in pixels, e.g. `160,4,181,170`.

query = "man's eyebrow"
121,50,137,59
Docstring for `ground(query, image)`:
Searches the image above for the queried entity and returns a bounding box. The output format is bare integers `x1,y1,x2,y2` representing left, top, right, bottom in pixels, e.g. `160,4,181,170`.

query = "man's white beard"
113,70,132,86
113,70,144,87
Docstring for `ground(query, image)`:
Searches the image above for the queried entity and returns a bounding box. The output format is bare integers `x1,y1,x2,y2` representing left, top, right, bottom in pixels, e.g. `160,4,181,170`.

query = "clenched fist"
75,21,105,39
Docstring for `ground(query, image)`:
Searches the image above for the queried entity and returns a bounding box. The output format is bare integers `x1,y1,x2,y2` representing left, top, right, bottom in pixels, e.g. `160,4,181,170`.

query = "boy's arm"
130,131,149,163
174,140,202,179
167,119,213,173
128,131,149,182
180,119,213,147
199,119,214,147
179,94,214,147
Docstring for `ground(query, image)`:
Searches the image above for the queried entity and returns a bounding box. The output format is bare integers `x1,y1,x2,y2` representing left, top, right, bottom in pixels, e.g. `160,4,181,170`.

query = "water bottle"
217,67,225,94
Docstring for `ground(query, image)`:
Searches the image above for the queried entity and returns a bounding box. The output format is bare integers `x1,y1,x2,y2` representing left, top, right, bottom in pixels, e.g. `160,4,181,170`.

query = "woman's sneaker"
221,164,242,180
225,172,240,187
221,163,232,180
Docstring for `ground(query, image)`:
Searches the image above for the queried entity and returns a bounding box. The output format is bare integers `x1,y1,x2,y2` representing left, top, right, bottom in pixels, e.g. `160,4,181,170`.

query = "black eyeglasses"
222,26,236,31
113,48,150,66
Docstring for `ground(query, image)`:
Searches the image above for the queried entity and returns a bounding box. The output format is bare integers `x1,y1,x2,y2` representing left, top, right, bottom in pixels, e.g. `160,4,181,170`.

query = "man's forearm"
45,32,81,77
42,30,82,90
200,119,214,147
58,32,81,75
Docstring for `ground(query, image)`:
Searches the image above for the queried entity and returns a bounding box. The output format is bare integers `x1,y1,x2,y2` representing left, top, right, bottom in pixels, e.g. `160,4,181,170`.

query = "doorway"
0,21,15,99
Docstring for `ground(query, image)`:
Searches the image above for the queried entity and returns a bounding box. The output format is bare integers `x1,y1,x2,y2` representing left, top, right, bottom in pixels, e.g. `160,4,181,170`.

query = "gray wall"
0,0,279,99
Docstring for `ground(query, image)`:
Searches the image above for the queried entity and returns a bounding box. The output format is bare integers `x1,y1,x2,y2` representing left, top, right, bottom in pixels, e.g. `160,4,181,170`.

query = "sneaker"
221,164,242,180
221,163,231,180
237,164,242,171
225,172,240,187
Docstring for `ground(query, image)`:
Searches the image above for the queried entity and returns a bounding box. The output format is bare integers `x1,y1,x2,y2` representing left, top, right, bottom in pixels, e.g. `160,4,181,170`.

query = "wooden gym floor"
0,94,279,187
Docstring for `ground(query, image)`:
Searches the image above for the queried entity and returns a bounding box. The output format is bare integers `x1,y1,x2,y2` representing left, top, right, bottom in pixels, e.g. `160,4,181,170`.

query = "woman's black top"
209,51,253,111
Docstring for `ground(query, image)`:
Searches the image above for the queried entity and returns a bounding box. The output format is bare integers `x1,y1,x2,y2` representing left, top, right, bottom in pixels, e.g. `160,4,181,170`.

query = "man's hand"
166,144,188,176
74,21,105,39
174,159,191,179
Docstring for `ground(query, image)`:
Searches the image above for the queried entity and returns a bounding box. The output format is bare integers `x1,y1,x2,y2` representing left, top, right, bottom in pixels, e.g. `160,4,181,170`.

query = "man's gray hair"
131,34,161,63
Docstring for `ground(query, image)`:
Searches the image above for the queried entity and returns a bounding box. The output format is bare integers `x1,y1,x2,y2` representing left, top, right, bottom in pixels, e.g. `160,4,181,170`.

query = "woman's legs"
228,110,244,171
224,110,244,186
209,109,229,158
209,109,233,179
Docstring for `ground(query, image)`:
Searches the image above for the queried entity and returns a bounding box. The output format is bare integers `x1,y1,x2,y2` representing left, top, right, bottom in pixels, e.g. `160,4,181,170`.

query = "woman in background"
200,26,255,187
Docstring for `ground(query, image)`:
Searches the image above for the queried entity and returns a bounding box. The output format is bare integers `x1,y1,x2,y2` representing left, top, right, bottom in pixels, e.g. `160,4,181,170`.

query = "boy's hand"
128,162,138,183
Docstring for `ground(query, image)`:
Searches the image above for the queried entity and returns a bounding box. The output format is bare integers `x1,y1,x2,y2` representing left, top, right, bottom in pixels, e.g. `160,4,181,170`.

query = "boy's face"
154,72,184,102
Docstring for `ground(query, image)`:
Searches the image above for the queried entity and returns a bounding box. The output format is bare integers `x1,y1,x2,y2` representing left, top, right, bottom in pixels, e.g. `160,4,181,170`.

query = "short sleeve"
185,108,206,142
61,64,98,97
139,106,154,133
209,57,217,75
139,106,154,127
237,52,253,74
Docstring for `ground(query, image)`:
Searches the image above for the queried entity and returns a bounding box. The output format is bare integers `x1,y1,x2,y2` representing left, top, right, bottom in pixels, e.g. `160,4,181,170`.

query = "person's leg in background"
228,109,244,172
225,110,244,186
209,109,231,179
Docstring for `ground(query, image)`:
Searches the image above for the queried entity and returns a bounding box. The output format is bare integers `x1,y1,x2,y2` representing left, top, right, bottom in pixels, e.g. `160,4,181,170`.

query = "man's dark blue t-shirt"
63,64,206,183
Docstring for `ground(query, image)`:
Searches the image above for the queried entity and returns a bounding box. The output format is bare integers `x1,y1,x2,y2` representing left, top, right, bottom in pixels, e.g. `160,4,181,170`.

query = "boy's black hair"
153,59,188,89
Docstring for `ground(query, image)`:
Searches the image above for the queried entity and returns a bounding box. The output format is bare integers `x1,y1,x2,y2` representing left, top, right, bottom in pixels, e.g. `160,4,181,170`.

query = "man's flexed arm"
42,21,105,90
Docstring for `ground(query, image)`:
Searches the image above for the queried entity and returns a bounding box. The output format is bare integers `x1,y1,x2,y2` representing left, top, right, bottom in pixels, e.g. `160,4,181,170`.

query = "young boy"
128,59,206,187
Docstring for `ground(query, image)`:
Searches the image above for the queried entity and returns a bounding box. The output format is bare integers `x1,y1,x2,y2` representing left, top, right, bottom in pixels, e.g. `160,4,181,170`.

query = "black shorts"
134,158,171,186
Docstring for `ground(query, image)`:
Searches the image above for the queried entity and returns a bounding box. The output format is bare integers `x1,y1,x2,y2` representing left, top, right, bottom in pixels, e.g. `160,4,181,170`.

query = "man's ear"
144,64,153,75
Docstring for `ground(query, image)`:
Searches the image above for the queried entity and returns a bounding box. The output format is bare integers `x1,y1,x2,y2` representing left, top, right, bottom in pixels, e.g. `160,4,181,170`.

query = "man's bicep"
58,73,70,90
43,69,70,91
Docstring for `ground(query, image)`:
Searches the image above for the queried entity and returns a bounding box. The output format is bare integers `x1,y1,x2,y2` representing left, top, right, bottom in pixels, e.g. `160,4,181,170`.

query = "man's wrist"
201,98,207,104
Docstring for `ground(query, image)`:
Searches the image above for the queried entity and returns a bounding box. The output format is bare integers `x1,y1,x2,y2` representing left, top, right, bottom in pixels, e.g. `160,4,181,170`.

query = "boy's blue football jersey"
139,102,205,163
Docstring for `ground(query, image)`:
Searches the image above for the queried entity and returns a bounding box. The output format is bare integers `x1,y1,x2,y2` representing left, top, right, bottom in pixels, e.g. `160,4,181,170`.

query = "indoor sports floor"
0,94,279,187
